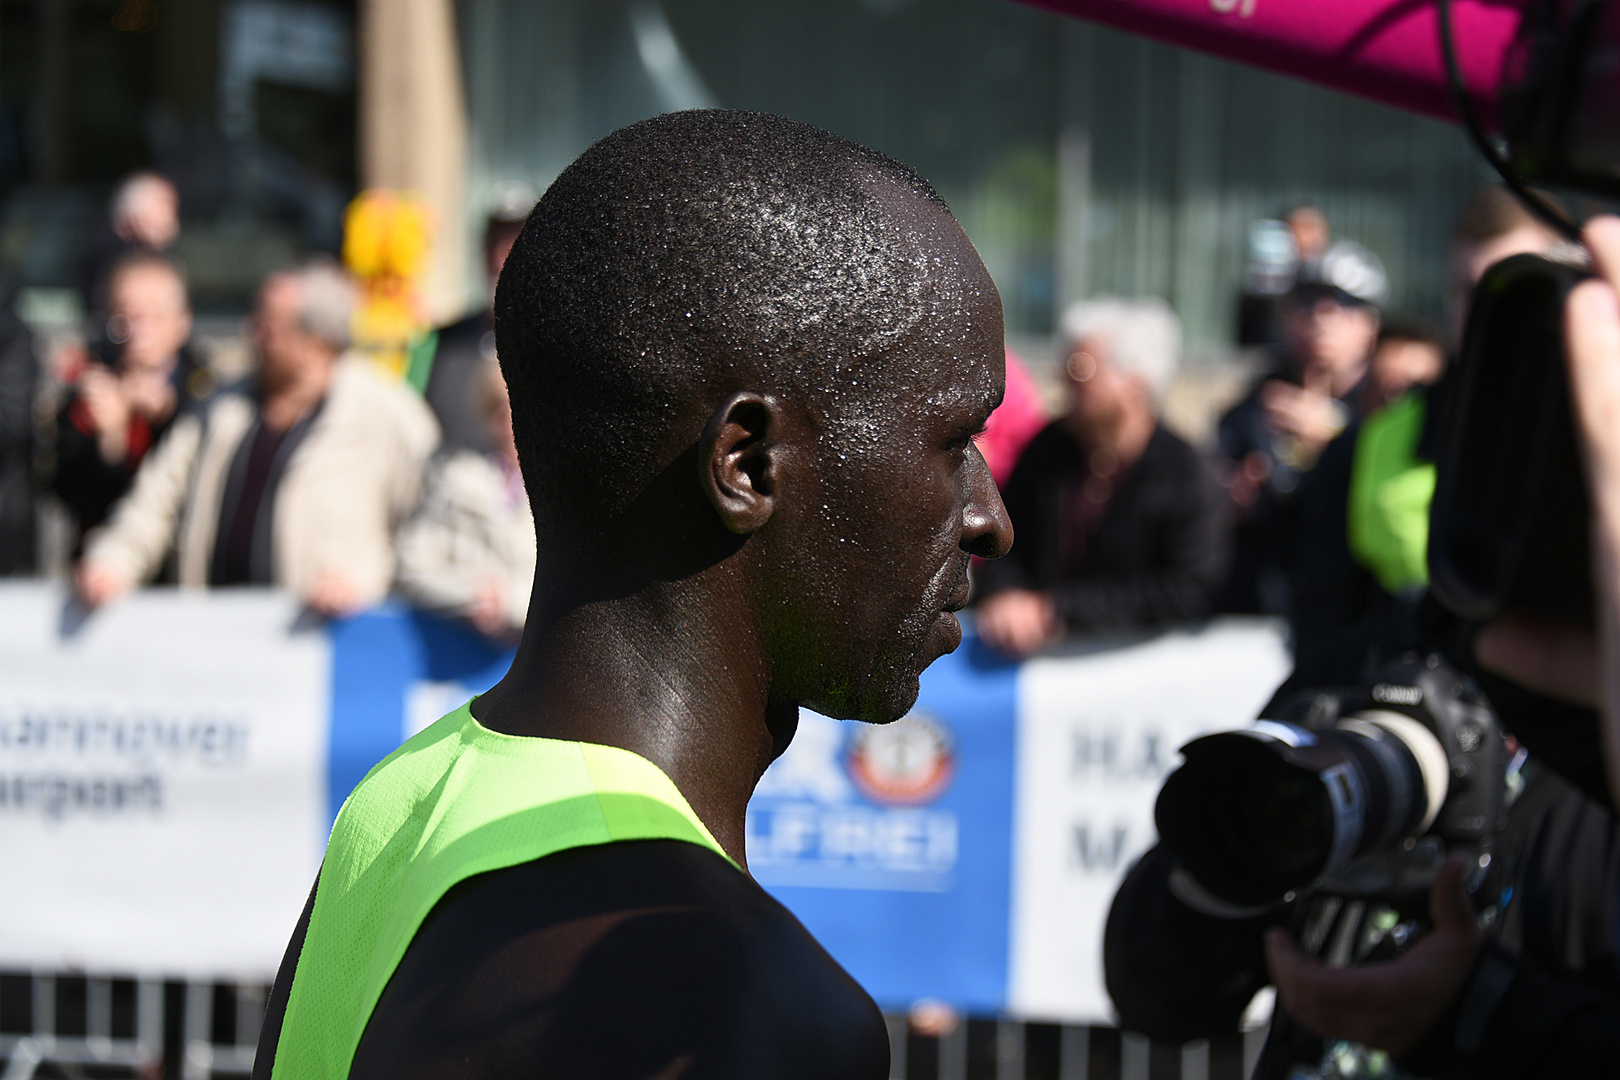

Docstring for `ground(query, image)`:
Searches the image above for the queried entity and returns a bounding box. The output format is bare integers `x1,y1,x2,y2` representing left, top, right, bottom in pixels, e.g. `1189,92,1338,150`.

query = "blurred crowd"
0,171,536,640
0,172,1557,666
972,185,1558,675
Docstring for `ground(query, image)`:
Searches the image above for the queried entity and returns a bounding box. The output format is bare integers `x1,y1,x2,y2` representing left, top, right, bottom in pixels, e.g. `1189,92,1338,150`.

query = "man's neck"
471,579,783,869
261,367,333,431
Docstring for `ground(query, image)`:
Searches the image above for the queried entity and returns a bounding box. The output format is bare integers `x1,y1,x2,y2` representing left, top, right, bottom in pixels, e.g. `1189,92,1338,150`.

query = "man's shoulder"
352,839,889,1079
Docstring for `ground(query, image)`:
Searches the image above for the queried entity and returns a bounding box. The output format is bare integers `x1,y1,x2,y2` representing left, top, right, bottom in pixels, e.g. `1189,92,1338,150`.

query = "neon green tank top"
271,700,733,1079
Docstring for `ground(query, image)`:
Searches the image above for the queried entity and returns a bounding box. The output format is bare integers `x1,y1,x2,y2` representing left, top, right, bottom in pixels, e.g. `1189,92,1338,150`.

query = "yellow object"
343,190,434,379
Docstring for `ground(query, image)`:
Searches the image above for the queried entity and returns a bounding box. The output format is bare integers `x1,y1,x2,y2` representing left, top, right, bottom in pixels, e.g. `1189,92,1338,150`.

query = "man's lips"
941,577,972,615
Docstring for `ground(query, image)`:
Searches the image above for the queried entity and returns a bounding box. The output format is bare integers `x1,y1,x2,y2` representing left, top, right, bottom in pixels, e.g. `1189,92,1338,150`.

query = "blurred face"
1288,208,1329,262
108,264,190,373
1368,338,1446,411
1286,295,1378,388
764,199,1013,725
1447,223,1557,346
252,276,335,392
116,178,180,250
1066,333,1146,434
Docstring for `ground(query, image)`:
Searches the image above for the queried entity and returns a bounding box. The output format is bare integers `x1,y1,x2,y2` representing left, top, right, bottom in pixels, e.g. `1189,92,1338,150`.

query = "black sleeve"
51,393,138,535
1048,447,1230,634
1104,844,1281,1044
1287,426,1381,683
1398,938,1620,1080
0,283,36,572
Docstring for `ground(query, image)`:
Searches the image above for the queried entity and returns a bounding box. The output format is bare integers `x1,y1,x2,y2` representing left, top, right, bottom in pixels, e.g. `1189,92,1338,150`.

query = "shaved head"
494,109,992,555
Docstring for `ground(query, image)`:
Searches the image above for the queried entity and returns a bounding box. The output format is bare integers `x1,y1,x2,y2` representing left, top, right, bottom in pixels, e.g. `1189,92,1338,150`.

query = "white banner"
1007,620,1292,1022
0,583,327,980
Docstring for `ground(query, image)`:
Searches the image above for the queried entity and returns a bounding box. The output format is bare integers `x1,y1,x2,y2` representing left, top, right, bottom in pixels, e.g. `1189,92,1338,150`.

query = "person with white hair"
974,297,1229,658
76,260,439,615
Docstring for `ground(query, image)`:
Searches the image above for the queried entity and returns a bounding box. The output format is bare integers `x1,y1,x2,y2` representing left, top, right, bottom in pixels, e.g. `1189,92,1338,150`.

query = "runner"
253,109,1014,1080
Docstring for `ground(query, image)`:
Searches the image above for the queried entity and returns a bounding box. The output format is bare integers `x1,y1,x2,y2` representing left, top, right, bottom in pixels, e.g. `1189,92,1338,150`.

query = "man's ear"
699,392,779,535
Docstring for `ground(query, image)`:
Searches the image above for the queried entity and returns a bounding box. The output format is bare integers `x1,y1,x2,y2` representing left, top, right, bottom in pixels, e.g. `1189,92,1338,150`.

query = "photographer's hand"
1478,215,1620,800
1263,856,1481,1057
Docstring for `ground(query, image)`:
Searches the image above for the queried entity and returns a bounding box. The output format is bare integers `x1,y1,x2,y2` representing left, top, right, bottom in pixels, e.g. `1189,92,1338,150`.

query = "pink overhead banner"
1020,0,1529,125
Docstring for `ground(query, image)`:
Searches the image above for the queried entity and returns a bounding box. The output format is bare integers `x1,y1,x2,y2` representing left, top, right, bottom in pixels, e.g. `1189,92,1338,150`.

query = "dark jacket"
422,310,494,455
1214,364,1359,615
52,344,212,555
974,420,1229,636
0,279,35,574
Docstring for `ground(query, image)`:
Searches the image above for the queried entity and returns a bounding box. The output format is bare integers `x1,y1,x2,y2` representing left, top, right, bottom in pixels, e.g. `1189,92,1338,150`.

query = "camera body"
1156,655,1507,914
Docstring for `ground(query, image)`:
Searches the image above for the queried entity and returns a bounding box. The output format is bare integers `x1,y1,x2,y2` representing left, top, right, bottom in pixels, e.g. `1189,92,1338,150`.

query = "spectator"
1216,240,1388,614
76,260,439,615
974,346,1048,489
974,298,1228,658
1237,204,1335,347
79,172,180,320
1359,316,1445,416
1447,186,1571,348
52,253,213,556
395,358,535,638
0,275,36,575
419,183,535,453
1287,190,1559,686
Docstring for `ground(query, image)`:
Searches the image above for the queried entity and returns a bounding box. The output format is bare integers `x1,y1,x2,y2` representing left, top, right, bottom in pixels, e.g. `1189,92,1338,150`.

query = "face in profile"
763,211,1013,726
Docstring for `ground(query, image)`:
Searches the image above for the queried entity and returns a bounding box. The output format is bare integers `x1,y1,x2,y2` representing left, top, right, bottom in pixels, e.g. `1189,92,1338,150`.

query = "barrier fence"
0,969,1267,1079
0,584,1294,1077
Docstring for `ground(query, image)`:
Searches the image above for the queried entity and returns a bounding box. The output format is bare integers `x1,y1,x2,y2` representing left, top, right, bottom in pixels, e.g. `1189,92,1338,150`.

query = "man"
418,184,535,453
1236,204,1335,347
1287,190,1559,687
1217,241,1387,614
252,110,1012,1080
54,253,211,555
975,297,1226,657
76,260,438,615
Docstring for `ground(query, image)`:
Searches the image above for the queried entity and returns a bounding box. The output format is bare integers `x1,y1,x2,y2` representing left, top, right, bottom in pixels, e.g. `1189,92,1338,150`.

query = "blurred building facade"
0,0,1488,347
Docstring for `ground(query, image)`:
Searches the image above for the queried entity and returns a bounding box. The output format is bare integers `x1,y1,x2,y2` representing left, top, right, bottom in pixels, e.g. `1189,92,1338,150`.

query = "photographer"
1107,217,1620,1079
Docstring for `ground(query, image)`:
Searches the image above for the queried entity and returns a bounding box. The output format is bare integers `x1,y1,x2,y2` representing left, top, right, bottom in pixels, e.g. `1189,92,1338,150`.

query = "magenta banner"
1021,0,1527,124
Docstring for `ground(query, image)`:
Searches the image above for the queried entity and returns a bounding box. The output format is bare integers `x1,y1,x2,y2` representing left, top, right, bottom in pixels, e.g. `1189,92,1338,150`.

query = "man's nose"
962,445,1013,560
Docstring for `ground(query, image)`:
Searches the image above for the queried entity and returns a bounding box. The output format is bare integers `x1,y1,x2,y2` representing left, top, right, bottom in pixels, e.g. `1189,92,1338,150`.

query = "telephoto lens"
1154,656,1503,912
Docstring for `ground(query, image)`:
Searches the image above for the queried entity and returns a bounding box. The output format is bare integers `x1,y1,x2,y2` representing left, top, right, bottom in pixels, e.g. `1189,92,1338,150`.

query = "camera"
1154,655,1507,914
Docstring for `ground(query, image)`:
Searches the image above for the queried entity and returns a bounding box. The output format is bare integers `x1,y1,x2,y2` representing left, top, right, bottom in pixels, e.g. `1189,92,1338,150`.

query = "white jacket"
85,356,440,604
394,449,536,630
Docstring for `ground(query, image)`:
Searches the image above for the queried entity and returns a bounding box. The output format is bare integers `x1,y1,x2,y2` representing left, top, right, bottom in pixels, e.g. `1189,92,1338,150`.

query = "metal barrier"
0,972,263,1080
0,971,1268,1080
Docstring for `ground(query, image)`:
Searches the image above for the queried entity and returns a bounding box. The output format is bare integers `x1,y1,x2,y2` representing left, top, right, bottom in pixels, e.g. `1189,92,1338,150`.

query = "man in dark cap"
253,110,1012,1080
1216,241,1388,615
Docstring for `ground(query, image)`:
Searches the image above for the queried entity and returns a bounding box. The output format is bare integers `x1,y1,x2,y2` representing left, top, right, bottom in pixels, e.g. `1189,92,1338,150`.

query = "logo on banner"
846,711,955,806
747,709,959,892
